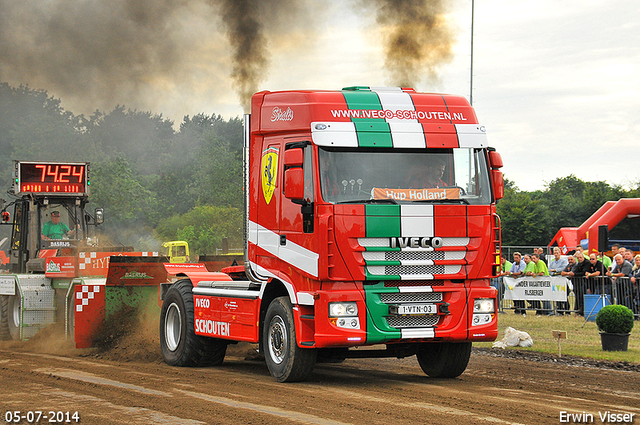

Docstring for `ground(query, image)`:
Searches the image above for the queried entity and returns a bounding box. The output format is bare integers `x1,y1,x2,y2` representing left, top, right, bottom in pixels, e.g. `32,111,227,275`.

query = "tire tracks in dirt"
0,347,638,425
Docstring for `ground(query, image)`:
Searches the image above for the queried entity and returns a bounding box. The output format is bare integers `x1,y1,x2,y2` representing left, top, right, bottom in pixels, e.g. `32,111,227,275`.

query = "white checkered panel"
78,252,97,270
78,252,159,270
76,285,101,312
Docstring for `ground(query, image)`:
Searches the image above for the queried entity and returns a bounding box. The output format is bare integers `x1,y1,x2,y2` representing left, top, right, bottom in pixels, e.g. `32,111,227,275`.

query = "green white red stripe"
311,87,487,148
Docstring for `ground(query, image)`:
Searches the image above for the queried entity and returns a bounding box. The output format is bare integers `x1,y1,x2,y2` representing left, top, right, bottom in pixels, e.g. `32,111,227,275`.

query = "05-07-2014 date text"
4,411,80,424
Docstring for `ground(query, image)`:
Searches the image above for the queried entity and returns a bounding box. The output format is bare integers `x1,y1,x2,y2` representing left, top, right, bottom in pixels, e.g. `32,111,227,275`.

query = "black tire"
416,342,472,378
7,295,21,340
0,296,10,341
160,279,227,367
263,296,316,382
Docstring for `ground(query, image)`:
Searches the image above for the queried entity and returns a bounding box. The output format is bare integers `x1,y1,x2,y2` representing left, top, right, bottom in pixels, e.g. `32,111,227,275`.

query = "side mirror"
94,208,104,225
284,147,304,167
488,149,504,200
488,150,503,169
284,147,305,201
492,170,504,200
284,168,304,200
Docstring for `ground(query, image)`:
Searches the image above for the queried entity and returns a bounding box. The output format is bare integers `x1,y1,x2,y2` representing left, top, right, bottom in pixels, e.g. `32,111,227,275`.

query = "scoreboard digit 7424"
12,161,89,196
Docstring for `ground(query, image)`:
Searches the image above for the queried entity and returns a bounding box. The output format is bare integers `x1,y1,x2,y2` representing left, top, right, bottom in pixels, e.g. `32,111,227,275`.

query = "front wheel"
160,279,226,367
263,297,316,382
416,342,472,378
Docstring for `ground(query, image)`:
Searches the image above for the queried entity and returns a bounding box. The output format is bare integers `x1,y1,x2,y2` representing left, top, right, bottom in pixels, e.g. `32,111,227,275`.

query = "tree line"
497,177,640,247
1,82,638,253
0,83,243,252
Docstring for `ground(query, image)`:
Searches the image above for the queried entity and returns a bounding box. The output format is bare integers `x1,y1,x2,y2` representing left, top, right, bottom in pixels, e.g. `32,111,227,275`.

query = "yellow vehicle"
161,241,190,263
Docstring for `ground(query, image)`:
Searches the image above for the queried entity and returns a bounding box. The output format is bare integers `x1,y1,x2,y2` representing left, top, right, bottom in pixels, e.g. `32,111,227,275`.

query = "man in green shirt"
523,254,535,275
493,253,513,309
521,254,537,313
500,253,513,275
41,211,75,240
530,253,552,315
531,253,550,276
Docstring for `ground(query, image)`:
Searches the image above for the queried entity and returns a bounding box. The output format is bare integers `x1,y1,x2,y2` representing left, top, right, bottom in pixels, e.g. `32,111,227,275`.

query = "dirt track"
1,326,639,425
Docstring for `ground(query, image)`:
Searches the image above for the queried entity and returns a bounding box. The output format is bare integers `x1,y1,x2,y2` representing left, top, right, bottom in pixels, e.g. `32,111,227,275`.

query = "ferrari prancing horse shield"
261,146,279,204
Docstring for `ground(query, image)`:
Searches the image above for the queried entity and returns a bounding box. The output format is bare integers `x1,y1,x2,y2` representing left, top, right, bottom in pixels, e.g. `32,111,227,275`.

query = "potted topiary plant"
595,304,634,351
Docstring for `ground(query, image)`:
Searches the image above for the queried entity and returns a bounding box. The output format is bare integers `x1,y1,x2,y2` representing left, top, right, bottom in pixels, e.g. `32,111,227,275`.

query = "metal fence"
494,276,640,319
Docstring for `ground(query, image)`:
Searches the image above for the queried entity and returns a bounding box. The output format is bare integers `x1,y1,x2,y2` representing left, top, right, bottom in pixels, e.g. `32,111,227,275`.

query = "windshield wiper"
413,198,469,204
336,198,398,205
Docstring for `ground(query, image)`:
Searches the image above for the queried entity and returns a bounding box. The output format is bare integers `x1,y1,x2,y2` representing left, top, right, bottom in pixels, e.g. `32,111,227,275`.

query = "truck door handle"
280,235,287,246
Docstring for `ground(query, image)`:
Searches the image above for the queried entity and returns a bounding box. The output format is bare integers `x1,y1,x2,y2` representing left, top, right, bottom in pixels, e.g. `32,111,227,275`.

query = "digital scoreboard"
13,161,89,196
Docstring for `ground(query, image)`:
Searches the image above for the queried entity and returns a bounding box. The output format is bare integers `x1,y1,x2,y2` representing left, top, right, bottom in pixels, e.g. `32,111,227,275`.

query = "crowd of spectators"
497,243,640,317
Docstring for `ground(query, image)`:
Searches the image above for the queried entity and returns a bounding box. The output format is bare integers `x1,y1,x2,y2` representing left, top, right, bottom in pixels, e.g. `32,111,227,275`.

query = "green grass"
474,312,640,363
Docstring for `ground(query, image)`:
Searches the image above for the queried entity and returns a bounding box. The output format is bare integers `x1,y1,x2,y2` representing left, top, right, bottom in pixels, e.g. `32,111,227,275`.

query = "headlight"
473,298,495,314
329,302,358,317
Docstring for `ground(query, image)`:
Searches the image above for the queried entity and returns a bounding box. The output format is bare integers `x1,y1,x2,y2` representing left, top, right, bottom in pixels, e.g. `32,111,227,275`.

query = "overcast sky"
2,0,638,193
459,0,640,192
259,0,640,192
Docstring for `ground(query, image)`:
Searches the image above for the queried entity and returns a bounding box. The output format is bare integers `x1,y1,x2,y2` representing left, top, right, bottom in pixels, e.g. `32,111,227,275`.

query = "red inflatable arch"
549,198,640,254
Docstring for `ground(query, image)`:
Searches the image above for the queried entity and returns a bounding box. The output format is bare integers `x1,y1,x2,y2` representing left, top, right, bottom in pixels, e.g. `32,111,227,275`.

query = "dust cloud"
0,0,217,115
360,0,455,87
0,0,310,115
211,0,309,112
0,297,163,363
90,301,163,364
1,0,454,117
0,321,77,356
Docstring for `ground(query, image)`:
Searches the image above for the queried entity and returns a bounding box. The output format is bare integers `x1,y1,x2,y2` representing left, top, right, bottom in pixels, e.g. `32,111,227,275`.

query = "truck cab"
160,87,504,382
161,241,190,264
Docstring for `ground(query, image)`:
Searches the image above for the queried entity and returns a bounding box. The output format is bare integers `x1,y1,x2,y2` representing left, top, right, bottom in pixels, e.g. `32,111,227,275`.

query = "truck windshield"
318,147,492,205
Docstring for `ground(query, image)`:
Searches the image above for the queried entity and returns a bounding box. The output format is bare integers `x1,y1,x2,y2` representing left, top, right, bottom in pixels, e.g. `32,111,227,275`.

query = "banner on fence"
503,276,569,302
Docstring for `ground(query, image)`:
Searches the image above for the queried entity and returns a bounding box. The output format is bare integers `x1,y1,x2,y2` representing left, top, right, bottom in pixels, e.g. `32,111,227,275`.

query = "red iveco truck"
160,87,504,382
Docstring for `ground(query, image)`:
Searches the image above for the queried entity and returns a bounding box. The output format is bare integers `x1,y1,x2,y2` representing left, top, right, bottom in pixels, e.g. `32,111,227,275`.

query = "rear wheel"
416,342,472,378
160,279,226,367
0,296,10,340
7,295,21,340
263,296,316,382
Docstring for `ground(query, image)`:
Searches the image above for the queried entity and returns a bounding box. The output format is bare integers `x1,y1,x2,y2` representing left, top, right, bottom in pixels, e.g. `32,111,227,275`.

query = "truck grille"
386,315,440,328
359,237,468,280
362,251,466,262
378,291,443,330
380,292,443,303
358,237,470,248
383,280,444,287
367,264,462,276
